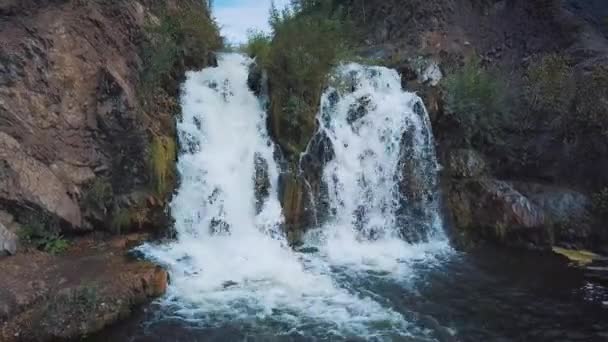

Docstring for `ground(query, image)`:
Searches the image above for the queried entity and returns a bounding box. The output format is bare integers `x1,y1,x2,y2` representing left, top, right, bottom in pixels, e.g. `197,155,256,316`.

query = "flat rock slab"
0,235,167,341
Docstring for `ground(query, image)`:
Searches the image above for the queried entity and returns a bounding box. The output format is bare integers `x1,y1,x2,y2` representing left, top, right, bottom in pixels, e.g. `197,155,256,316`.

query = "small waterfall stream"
140,53,451,339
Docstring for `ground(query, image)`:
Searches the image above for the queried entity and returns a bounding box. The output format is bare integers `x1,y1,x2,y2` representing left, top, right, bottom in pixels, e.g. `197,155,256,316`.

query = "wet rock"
278,173,315,245
347,95,374,125
247,62,265,96
254,153,271,214
449,178,547,245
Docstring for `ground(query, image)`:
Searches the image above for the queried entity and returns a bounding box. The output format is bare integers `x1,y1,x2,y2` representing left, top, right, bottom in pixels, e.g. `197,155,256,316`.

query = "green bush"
443,59,509,145
111,207,132,235
575,66,608,135
83,177,113,213
592,188,608,218
243,30,272,65
140,2,222,98
525,54,575,115
262,0,352,156
17,216,69,255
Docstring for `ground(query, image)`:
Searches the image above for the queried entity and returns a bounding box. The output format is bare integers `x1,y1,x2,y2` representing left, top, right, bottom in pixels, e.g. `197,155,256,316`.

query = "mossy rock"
552,247,599,266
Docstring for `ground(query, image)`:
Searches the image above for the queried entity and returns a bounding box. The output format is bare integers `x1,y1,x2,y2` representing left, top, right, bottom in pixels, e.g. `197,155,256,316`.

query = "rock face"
0,0,218,340
0,235,168,341
0,0,207,233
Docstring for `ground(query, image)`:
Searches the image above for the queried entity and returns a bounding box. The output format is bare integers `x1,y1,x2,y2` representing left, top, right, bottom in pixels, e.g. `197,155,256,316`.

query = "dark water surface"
88,247,608,341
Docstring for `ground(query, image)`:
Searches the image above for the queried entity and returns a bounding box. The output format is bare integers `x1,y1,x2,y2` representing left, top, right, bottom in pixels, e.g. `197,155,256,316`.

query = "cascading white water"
303,63,449,274
140,54,445,339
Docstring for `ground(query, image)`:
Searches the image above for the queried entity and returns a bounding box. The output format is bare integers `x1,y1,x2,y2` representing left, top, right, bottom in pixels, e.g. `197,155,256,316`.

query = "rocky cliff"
265,0,608,252
0,0,220,339
346,0,608,251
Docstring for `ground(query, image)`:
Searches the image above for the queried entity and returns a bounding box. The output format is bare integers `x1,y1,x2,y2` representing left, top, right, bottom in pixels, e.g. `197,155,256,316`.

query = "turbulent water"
91,53,608,341
138,54,451,339
303,63,448,274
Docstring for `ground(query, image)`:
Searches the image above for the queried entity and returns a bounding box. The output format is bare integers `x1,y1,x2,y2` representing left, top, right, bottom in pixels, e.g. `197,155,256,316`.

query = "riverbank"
0,234,167,341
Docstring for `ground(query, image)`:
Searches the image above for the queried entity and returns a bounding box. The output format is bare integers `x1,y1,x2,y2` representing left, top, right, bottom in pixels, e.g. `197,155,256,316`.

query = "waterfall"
140,54,450,339
302,63,448,273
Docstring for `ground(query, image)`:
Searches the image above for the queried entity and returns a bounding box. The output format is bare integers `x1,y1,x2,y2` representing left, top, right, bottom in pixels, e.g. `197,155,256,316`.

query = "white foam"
302,63,451,276
140,54,432,338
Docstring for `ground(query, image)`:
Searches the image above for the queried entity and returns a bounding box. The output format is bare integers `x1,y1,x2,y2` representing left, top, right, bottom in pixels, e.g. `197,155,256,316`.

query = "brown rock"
0,132,82,228
449,178,546,242
0,237,168,341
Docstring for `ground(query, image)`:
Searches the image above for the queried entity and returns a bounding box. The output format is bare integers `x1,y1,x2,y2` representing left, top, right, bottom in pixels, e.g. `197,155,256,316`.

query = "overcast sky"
214,0,290,43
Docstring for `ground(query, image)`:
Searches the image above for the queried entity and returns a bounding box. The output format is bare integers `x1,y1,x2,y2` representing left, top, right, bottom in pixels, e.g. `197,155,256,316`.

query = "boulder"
513,183,589,224
0,132,82,228
449,178,546,242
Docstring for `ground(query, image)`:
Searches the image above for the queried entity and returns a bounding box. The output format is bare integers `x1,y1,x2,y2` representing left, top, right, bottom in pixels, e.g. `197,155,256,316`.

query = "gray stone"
0,222,17,256
513,183,590,224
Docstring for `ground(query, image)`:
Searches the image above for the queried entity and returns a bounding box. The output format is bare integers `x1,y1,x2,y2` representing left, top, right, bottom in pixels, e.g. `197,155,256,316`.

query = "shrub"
525,54,575,115
149,135,176,196
243,30,272,65
17,216,69,255
264,0,353,156
592,187,608,218
111,208,132,235
140,2,222,99
83,177,113,213
443,59,509,145
574,66,608,135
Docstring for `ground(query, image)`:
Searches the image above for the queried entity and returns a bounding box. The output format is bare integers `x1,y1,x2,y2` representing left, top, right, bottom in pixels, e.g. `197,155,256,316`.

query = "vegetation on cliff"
244,0,351,159
443,59,509,146
96,1,221,235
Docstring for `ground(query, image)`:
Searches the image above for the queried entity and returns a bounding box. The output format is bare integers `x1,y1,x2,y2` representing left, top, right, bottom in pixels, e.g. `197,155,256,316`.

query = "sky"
214,0,290,43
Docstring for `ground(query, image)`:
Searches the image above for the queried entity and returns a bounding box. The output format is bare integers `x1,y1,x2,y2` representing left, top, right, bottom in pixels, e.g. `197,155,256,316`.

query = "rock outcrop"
0,0,219,339
0,0,219,235
0,235,168,341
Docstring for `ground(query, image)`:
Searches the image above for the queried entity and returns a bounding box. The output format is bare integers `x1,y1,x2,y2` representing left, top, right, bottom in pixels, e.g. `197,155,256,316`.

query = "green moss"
149,135,176,196
442,59,510,146
552,247,598,266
